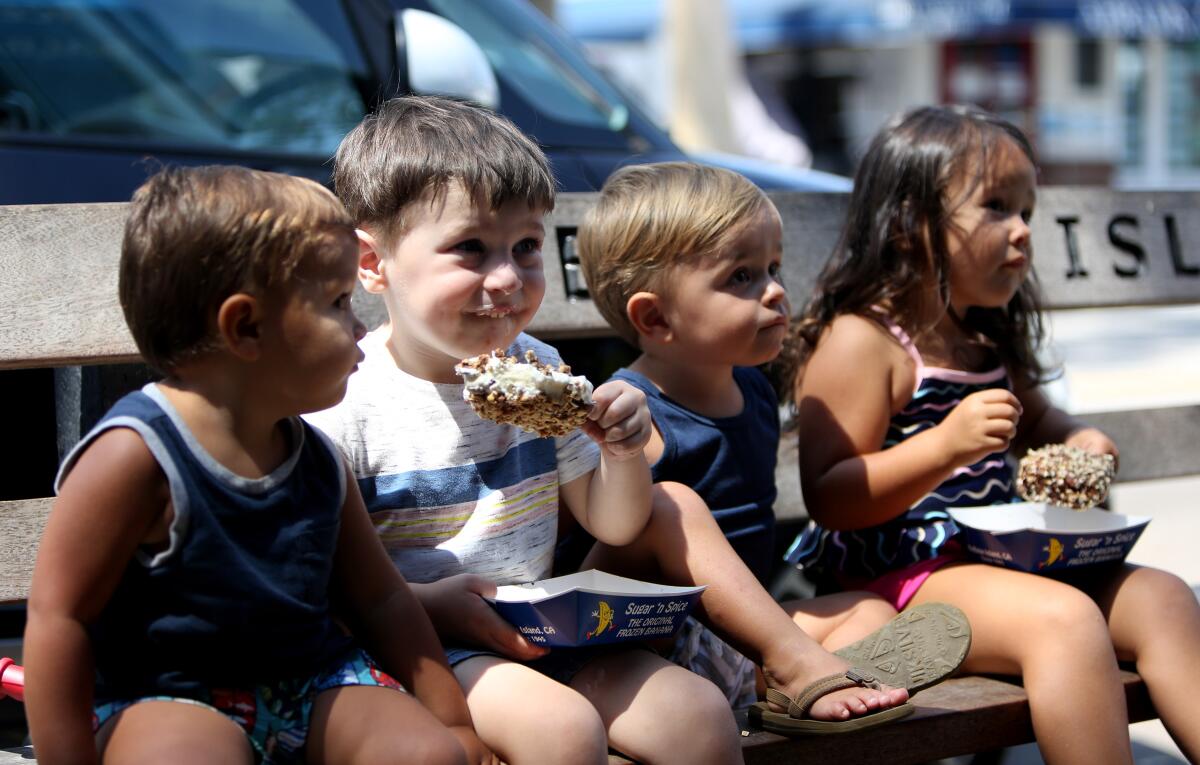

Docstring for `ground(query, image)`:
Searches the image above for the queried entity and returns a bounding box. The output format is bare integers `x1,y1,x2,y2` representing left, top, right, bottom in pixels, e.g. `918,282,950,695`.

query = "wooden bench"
2,189,1199,763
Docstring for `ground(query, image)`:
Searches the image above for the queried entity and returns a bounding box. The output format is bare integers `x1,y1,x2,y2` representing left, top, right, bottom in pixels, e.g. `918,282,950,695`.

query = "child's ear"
357,228,388,294
217,293,263,361
626,291,672,343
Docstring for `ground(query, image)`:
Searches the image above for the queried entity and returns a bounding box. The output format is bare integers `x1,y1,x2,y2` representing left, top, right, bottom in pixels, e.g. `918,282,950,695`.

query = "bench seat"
0,672,1151,765
726,671,1153,765
607,671,1154,765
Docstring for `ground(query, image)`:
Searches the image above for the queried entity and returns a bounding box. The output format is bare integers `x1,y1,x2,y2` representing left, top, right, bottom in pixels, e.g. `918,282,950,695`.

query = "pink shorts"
859,543,965,610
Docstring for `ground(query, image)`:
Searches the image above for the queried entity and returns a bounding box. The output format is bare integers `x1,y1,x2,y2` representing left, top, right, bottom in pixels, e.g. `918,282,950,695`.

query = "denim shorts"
93,647,404,764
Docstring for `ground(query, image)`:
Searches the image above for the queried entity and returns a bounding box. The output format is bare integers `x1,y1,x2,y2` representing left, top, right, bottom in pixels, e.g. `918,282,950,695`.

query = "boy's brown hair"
333,95,556,242
578,162,771,347
120,165,355,374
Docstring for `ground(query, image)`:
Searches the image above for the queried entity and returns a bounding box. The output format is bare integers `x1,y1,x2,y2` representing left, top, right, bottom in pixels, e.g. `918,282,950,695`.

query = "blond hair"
577,162,770,347
120,165,355,374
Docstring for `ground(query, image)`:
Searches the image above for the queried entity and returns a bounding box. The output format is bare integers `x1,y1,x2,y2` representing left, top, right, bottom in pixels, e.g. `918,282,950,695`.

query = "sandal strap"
765,669,884,718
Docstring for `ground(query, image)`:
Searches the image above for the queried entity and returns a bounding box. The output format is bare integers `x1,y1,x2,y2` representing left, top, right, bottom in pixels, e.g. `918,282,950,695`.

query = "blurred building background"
556,0,1200,188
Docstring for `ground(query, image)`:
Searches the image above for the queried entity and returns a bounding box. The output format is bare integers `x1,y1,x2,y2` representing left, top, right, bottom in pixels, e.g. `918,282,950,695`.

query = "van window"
427,0,627,133
0,0,368,156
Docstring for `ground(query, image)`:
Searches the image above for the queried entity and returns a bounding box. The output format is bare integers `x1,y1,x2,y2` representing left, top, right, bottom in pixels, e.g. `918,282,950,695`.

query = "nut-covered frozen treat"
1016,444,1116,510
455,349,594,437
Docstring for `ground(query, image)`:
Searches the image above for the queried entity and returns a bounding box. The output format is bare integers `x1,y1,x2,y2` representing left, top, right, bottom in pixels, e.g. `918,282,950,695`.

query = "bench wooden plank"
0,500,48,605
772,403,1200,524
602,671,1152,765
0,672,1154,765
545,188,1200,319
0,426,1183,599
1,407,1193,602
1088,405,1200,482
6,190,1200,366
0,204,134,369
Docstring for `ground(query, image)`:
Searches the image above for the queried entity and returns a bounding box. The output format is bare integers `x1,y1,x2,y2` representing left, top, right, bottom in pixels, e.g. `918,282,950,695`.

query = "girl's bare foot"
761,651,909,722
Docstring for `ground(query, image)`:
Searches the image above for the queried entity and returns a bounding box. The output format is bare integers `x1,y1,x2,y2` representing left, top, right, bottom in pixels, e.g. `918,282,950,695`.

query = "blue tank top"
56,384,354,699
613,367,778,583
787,317,1015,582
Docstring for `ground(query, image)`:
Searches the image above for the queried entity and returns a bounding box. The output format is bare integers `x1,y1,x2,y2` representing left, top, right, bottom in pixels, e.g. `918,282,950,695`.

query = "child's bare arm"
330,466,487,746
561,380,653,545
1014,384,1119,464
798,316,1020,530
24,429,170,765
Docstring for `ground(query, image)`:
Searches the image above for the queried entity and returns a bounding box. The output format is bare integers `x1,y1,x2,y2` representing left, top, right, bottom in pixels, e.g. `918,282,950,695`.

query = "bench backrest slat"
0,498,51,604
0,204,135,369
5,190,1200,368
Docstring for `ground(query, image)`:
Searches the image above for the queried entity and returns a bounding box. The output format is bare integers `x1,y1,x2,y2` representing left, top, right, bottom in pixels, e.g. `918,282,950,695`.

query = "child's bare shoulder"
806,313,912,400
55,426,171,541
70,426,163,484
818,313,903,361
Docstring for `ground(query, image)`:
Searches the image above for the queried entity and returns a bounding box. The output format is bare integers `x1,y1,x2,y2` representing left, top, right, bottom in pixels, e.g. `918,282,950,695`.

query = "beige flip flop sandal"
748,669,914,735
834,602,972,693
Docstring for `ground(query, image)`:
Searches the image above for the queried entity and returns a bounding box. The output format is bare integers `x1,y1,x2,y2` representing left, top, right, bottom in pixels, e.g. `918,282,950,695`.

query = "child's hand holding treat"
1016,443,1117,510
580,378,652,461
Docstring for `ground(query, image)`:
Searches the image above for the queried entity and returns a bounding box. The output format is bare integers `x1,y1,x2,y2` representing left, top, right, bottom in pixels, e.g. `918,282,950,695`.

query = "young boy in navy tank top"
576,162,972,721
23,166,491,764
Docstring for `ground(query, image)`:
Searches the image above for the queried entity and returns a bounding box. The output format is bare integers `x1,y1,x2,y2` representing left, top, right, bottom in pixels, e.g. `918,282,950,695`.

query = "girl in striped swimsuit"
782,105,1200,764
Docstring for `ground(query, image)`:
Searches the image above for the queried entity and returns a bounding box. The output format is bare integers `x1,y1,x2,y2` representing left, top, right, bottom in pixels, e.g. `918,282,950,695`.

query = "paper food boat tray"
948,502,1150,573
486,570,706,647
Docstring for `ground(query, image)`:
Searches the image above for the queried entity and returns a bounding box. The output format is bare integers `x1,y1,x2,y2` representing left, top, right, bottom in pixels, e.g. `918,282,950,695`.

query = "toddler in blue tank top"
23,166,491,764
576,162,971,731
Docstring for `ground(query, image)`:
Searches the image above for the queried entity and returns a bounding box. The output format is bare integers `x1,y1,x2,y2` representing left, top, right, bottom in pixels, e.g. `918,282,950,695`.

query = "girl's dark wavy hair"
772,104,1051,409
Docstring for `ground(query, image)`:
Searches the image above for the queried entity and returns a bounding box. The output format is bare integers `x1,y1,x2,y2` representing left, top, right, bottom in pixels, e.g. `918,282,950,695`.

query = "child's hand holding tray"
486,570,705,647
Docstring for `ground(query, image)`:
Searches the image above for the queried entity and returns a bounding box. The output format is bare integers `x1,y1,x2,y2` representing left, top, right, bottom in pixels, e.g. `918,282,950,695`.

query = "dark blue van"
0,0,849,203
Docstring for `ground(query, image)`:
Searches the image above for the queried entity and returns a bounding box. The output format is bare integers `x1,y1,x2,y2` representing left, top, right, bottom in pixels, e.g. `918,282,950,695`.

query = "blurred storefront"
558,0,1200,187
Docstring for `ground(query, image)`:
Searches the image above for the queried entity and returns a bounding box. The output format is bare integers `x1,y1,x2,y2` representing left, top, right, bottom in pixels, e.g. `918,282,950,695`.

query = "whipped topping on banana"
456,351,593,404
455,349,594,437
